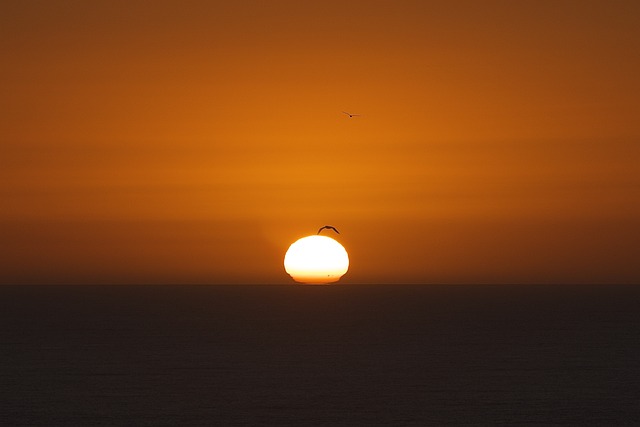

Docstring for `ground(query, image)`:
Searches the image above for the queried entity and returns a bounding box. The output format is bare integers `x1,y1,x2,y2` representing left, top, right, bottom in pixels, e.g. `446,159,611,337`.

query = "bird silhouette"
317,225,340,235
342,111,360,118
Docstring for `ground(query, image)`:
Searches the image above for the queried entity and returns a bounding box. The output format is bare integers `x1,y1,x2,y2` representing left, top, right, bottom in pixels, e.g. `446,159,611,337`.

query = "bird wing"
318,225,340,234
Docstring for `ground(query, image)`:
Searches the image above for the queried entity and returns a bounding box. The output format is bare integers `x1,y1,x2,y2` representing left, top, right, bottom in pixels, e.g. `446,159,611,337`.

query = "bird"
317,225,340,235
342,111,360,118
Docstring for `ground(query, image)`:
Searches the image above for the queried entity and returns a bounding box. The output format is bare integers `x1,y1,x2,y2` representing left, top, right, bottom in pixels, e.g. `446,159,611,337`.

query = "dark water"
1,285,639,426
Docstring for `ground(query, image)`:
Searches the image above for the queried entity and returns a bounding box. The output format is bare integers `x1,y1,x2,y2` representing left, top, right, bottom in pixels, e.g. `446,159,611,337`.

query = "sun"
284,235,349,284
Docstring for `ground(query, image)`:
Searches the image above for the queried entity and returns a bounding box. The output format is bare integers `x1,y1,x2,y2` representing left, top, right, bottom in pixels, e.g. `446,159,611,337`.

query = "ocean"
1,284,639,426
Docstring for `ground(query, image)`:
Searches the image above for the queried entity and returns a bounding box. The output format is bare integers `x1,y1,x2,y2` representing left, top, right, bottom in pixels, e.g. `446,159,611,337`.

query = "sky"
1,0,639,284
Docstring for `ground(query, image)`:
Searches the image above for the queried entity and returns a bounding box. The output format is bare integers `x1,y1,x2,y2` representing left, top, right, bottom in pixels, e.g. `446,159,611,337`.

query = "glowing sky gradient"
2,1,639,284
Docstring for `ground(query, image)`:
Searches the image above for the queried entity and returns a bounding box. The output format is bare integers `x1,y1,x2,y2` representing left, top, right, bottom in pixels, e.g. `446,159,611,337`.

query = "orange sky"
2,0,639,284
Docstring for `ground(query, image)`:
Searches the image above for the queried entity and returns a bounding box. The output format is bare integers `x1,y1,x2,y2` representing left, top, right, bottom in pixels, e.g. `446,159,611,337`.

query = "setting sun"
284,235,349,284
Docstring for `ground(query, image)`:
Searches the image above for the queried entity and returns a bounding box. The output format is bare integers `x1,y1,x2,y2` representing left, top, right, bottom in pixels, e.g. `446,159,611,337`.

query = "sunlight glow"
284,235,349,284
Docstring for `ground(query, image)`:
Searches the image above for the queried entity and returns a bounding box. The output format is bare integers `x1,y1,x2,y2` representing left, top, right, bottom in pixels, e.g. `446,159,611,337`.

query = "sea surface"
1,284,639,426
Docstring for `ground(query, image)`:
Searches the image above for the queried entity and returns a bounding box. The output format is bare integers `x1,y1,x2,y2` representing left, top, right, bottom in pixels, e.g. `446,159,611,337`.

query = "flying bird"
317,225,340,235
342,111,360,118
